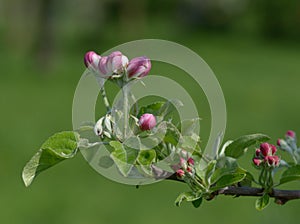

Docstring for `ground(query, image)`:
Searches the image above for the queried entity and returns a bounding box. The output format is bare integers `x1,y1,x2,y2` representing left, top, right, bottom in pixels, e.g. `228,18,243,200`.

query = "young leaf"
279,165,300,185
158,99,183,119
138,102,165,117
179,135,200,151
110,141,138,177
179,118,200,137
192,197,203,208
255,193,270,211
136,150,156,176
210,165,246,186
205,160,217,186
210,173,246,191
175,192,201,207
225,134,270,158
22,131,79,187
238,172,255,187
163,122,181,147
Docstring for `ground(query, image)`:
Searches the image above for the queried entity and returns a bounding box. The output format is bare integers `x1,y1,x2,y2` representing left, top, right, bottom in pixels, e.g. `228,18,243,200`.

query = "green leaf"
210,173,246,191
98,156,114,168
225,134,270,158
279,165,300,185
192,197,203,208
139,122,167,150
210,166,246,186
180,135,200,151
138,100,183,123
175,192,201,207
138,102,165,117
163,122,181,147
22,131,79,187
205,160,217,185
239,172,255,187
255,193,270,211
136,150,156,176
110,141,138,177
158,99,183,119
179,118,200,136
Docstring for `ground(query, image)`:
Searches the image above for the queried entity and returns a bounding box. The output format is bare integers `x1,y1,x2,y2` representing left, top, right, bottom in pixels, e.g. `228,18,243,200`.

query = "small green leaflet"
225,134,270,158
255,193,270,211
192,197,203,208
136,149,156,176
175,192,202,207
110,141,138,177
210,173,246,192
22,131,79,187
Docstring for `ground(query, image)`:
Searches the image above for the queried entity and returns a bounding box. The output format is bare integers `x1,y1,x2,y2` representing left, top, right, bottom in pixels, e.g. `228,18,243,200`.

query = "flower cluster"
277,130,300,163
175,154,195,179
253,143,280,167
84,51,151,79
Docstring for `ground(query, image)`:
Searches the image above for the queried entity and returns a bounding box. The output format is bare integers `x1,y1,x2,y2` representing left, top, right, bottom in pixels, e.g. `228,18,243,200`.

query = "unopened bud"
253,158,262,166
255,149,261,157
127,56,151,78
186,166,193,173
84,51,101,69
260,143,271,157
265,155,280,167
286,130,296,138
277,138,283,147
107,51,128,74
270,144,277,155
139,113,156,131
94,117,104,136
176,169,185,178
187,157,194,166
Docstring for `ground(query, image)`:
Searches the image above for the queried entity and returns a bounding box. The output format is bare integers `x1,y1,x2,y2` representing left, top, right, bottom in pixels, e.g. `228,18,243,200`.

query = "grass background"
1,2,300,223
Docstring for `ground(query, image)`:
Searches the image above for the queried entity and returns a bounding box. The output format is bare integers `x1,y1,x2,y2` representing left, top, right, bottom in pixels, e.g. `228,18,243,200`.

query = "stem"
122,84,129,139
217,186,300,205
166,175,300,205
100,86,111,113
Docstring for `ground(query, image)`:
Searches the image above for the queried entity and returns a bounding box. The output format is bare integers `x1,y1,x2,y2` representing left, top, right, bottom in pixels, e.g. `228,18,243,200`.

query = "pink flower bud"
253,158,262,166
255,149,261,157
187,157,194,166
270,144,277,155
139,113,156,131
179,157,186,167
176,169,185,178
265,156,273,166
84,51,101,68
260,143,271,157
99,56,109,75
186,166,193,173
272,155,280,166
107,51,128,74
127,56,151,78
286,130,296,138
277,138,282,147
265,155,280,167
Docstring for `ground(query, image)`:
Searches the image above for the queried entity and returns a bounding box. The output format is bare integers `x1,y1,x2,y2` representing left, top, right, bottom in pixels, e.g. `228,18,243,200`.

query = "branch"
217,186,300,205
166,175,300,205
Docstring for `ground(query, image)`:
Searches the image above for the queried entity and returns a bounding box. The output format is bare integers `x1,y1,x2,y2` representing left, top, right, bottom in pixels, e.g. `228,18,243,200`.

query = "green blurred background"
1,0,300,223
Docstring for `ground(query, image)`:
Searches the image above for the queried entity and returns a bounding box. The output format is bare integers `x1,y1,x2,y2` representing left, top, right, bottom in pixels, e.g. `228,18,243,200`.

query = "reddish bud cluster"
253,143,280,167
175,156,195,179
